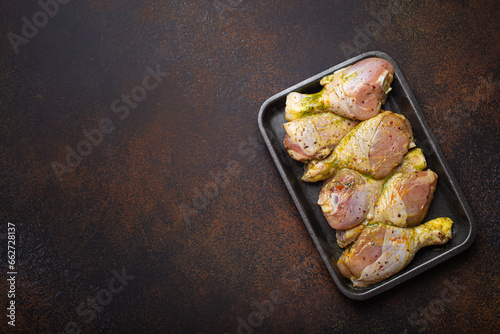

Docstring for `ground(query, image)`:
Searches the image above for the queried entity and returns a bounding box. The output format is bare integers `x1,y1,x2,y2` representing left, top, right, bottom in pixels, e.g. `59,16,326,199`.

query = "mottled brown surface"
0,0,498,333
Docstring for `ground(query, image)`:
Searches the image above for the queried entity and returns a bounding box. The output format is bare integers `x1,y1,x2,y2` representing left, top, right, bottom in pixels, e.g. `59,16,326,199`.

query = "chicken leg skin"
337,217,453,288
303,111,414,182
320,147,427,232
285,57,394,121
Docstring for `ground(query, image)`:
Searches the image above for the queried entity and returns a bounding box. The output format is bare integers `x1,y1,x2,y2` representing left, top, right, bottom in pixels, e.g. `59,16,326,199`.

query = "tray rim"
257,50,478,300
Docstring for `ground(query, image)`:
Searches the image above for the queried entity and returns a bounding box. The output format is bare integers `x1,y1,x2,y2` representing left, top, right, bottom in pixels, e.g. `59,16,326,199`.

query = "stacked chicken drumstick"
283,57,452,288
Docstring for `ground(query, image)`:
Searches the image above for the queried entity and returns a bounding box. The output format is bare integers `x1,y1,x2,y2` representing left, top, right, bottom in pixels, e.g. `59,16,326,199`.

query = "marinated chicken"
336,224,366,248
319,148,426,231
302,111,414,182
337,217,453,287
371,170,438,227
285,57,394,121
335,169,438,248
391,147,428,174
283,113,359,162
318,169,382,230
280,57,452,289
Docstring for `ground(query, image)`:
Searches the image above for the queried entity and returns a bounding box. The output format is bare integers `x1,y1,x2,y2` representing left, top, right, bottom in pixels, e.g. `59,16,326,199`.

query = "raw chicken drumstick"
336,168,438,248
285,57,395,121
318,168,383,230
337,217,453,287
283,113,359,162
371,170,438,227
302,111,414,182
318,148,427,231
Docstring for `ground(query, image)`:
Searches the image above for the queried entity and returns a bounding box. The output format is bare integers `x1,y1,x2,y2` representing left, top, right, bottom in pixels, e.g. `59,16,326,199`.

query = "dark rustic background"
0,0,498,333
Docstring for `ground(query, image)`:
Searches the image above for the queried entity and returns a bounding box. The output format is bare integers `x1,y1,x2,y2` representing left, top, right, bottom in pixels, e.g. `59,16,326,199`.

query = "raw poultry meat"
285,57,394,121
280,57,453,289
302,111,414,182
283,113,359,162
336,224,366,249
336,167,438,248
318,148,427,231
370,170,438,227
337,217,453,287
317,168,383,230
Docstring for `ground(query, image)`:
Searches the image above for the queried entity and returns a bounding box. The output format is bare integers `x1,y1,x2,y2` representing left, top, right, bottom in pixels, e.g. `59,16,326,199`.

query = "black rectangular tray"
258,51,477,300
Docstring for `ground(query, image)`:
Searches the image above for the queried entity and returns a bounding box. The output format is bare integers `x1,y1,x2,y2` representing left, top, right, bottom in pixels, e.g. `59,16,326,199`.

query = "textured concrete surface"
0,0,498,333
